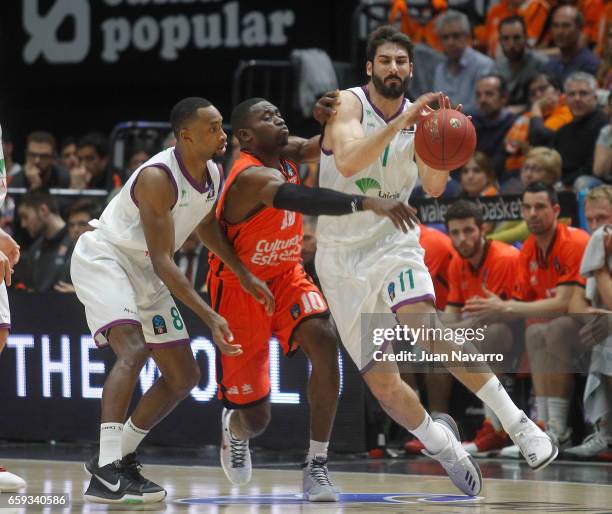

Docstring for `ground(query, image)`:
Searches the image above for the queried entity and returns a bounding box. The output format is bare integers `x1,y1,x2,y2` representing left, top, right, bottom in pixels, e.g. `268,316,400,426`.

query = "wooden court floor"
1,457,611,514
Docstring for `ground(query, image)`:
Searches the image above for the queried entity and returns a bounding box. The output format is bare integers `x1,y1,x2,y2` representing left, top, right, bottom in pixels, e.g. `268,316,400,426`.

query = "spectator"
418,224,455,311
60,136,92,190
471,74,517,182
596,22,612,89
491,147,563,242
465,182,589,453
174,230,208,293
493,16,548,109
77,132,116,191
66,198,99,243
565,185,612,459
11,131,69,190
126,146,151,179
432,10,495,113
14,190,73,292
459,152,498,198
1,129,22,179
594,94,612,180
544,5,600,84
552,71,608,189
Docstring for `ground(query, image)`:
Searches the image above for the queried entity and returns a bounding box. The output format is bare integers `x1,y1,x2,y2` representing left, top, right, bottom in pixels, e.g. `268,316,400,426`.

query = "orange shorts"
208,264,329,408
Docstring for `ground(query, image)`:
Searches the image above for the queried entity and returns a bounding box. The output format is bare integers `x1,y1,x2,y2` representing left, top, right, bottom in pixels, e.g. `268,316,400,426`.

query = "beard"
458,237,482,260
371,72,410,99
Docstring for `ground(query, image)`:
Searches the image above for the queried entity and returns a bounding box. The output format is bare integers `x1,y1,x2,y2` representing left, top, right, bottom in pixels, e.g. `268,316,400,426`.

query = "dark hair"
366,25,414,63
445,199,484,227
66,198,100,219
60,136,77,151
78,132,109,158
26,131,57,152
478,73,508,95
170,97,212,137
523,181,559,205
499,15,527,35
231,97,267,138
20,190,59,215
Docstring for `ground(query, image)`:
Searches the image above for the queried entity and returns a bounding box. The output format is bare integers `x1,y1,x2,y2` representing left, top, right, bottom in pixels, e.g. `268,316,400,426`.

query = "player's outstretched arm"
135,167,241,356
280,135,322,165
239,166,419,232
196,209,274,315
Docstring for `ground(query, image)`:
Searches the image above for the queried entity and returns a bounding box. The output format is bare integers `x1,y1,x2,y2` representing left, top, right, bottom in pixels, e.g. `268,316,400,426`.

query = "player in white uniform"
71,98,273,504
317,26,556,496
0,124,26,492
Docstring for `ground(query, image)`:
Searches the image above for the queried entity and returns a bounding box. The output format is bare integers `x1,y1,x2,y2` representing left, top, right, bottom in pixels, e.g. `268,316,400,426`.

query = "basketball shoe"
220,408,251,485
501,412,558,470
422,414,482,496
0,466,26,492
462,419,509,456
302,454,339,502
564,426,612,460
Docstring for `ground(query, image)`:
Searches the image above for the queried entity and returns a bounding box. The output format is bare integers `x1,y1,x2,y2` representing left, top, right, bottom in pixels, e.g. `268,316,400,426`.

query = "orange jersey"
514,223,589,301
419,225,456,309
447,240,519,307
209,150,303,282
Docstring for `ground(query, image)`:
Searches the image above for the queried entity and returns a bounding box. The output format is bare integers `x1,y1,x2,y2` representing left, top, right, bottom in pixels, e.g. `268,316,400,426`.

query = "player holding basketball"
0,124,26,493
317,25,556,496
71,97,274,504
210,97,419,501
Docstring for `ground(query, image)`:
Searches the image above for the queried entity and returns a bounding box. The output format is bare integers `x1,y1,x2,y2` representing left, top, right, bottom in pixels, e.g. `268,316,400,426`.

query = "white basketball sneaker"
506,412,558,470
302,454,339,502
220,408,252,486
0,466,26,492
422,414,482,496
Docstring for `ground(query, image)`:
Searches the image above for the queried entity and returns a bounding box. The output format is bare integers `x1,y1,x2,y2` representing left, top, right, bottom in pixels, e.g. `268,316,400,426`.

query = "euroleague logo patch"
176,492,483,506
152,315,168,335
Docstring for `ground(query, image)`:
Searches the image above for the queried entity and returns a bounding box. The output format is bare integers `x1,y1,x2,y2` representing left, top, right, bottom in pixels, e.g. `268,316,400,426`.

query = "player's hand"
603,226,612,262
238,271,275,315
0,232,20,267
0,250,12,287
463,287,507,313
24,163,43,189
208,313,243,356
400,92,439,128
579,309,612,348
362,197,419,233
313,90,341,124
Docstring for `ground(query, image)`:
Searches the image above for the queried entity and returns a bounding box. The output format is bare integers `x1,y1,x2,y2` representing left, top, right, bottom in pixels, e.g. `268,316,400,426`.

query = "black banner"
0,292,366,452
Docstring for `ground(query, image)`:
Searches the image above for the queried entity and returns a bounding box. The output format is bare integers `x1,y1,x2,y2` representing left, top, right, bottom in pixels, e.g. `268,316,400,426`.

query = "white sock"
410,412,448,454
306,440,329,462
121,417,149,457
535,396,549,423
99,423,123,467
547,397,569,434
475,376,522,432
484,404,502,431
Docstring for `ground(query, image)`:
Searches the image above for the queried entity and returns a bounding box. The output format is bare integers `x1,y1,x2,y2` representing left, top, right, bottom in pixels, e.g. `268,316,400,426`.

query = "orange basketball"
414,109,477,171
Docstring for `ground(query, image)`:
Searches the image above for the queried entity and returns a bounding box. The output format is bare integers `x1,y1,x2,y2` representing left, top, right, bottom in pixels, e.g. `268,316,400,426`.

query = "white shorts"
70,230,190,348
315,229,435,372
0,282,10,329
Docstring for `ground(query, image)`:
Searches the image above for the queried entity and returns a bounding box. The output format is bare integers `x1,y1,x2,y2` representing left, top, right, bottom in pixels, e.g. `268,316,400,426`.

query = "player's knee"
166,361,201,398
240,403,271,435
117,345,150,372
545,317,577,351
298,320,339,367
525,324,546,352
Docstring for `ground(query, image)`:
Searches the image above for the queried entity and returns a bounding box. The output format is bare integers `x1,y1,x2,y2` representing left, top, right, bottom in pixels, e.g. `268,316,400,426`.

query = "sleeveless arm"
280,135,322,164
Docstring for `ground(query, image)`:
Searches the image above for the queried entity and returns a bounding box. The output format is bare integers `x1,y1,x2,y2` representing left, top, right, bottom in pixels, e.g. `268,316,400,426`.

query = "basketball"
414,109,477,171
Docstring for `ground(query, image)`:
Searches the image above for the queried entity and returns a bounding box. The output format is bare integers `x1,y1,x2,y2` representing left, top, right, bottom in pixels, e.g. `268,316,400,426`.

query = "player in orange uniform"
208,97,419,501
419,224,455,311
465,182,589,455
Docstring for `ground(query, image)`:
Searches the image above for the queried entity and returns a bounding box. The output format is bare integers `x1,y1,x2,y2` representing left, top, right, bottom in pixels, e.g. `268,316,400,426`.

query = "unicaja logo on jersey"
355,178,381,194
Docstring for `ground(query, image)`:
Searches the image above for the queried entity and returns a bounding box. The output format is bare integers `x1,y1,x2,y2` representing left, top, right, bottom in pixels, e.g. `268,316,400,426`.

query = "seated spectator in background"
471,74,517,182
552,71,608,189
594,94,612,180
505,73,572,171
459,152,498,198
432,10,495,113
491,147,562,242
596,22,612,88
475,0,550,56
14,191,73,293
1,129,22,180
388,0,444,52
565,185,612,460
126,146,151,179
77,132,117,191
466,182,589,453
174,230,208,293
493,16,547,109
60,136,91,190
11,131,69,190
66,198,99,243
544,6,600,84
418,223,455,311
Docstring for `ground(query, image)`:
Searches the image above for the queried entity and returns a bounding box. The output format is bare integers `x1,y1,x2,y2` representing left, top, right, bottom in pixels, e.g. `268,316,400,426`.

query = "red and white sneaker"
462,419,510,456
404,438,425,454
0,466,26,492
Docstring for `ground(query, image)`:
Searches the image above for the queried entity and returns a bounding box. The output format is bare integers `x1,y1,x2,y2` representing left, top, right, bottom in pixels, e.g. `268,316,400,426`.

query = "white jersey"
317,86,419,247
90,147,220,253
0,124,7,208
